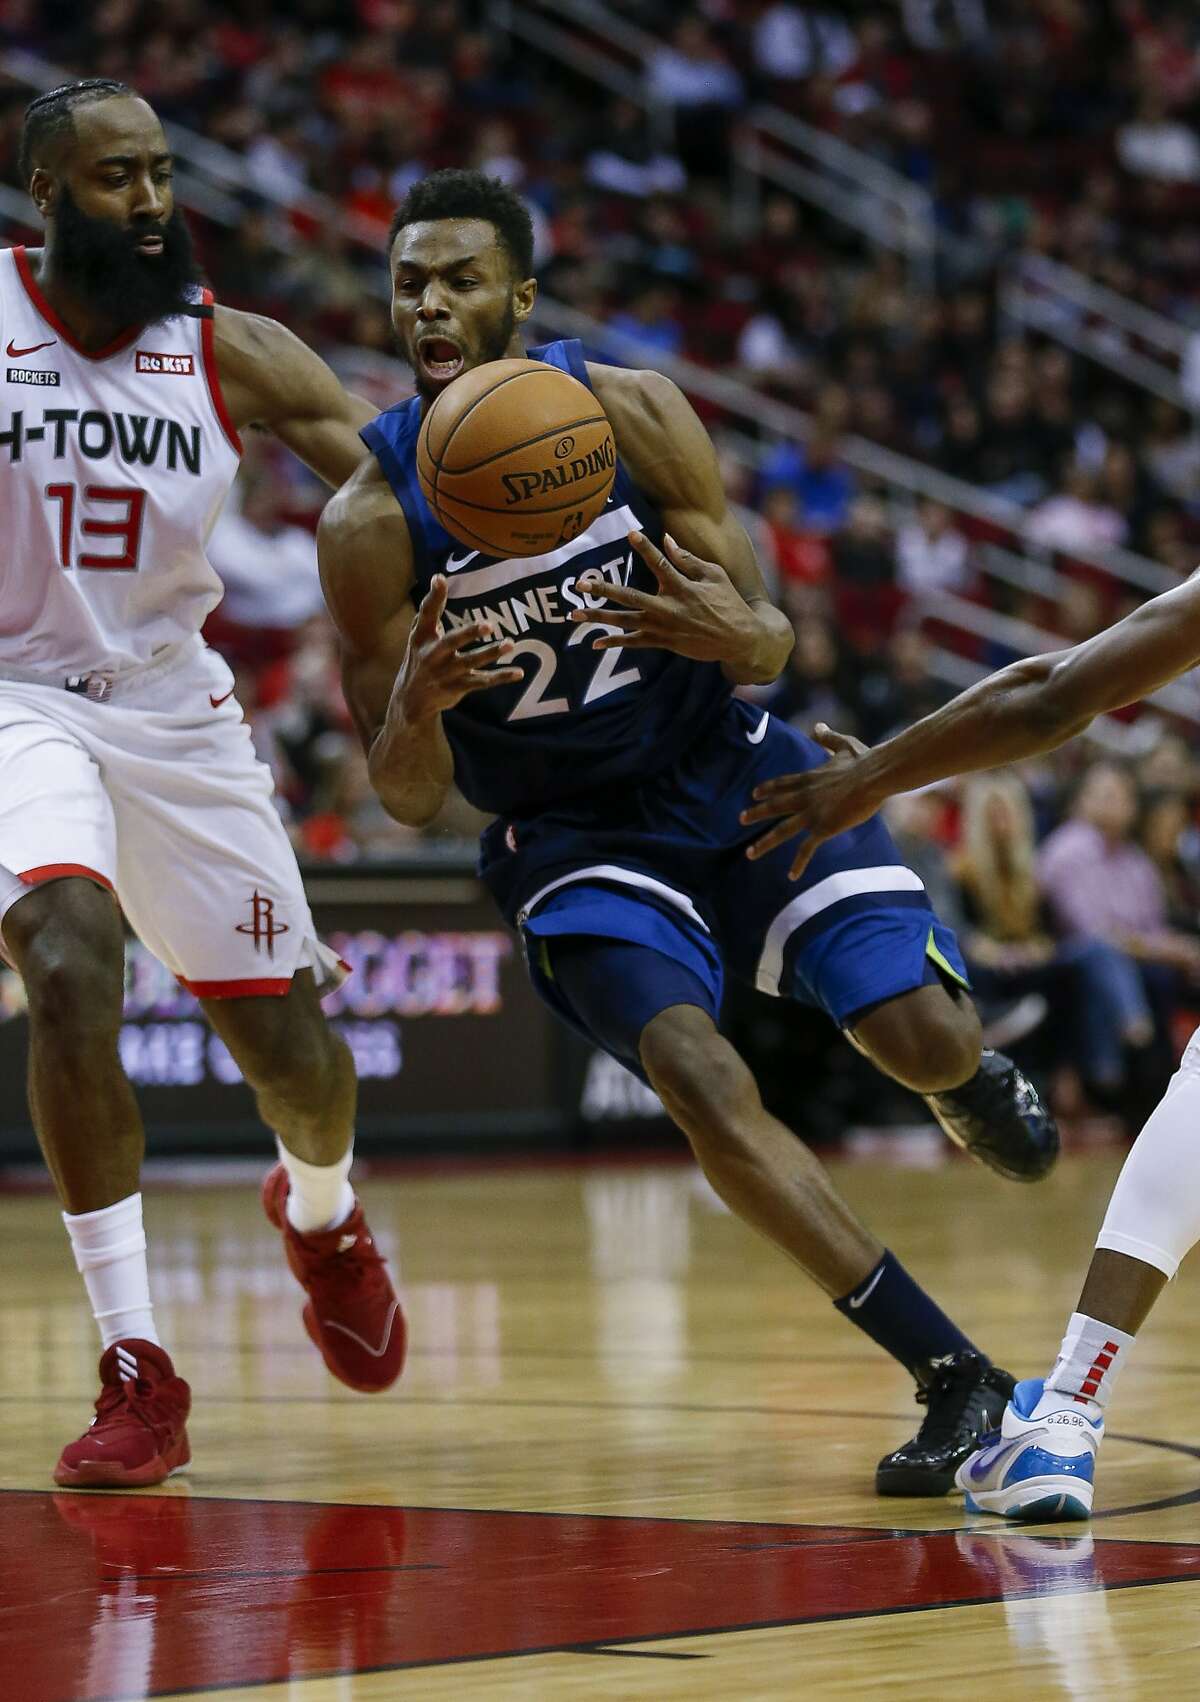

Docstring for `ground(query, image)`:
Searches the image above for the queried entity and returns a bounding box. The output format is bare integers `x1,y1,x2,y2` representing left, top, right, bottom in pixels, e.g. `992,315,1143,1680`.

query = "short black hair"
388,169,535,279
18,79,137,183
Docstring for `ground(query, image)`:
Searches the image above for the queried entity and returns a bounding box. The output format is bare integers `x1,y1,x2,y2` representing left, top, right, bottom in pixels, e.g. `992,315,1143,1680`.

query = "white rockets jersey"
0,246,241,675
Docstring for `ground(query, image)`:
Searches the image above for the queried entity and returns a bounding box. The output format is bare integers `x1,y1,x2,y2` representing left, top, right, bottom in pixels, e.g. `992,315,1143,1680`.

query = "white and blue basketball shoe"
955,1378,1102,1522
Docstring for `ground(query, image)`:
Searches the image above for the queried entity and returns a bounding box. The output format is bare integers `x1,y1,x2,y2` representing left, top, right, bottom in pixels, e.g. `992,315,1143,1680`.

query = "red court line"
10,1492,1200,1700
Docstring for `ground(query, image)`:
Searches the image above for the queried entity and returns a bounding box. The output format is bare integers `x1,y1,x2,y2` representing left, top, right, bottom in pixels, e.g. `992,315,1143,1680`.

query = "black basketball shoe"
925,1049,1059,1182
876,1351,1016,1496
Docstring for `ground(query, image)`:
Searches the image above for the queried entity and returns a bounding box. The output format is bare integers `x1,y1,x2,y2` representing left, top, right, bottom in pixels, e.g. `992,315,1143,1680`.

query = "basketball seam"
428,367,548,474
440,413,612,477
415,471,509,555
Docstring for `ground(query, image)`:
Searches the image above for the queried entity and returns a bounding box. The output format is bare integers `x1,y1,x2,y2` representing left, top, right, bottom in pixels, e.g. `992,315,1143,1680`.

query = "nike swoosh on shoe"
321,1299,402,1358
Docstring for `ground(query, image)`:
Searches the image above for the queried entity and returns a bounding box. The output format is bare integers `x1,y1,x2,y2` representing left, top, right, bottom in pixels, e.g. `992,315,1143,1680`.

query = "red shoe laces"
93,1374,175,1444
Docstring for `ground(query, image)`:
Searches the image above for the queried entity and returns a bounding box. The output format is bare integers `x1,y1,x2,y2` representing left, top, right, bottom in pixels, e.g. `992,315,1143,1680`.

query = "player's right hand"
392,575,523,720
739,723,883,881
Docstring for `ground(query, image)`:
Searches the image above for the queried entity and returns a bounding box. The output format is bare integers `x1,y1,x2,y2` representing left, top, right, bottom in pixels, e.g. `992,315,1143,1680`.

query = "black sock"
834,1249,982,1383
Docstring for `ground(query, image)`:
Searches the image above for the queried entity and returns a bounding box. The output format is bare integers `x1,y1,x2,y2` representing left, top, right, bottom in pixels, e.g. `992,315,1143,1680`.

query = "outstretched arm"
212,306,377,489
318,459,521,827
575,367,794,685
741,576,1200,879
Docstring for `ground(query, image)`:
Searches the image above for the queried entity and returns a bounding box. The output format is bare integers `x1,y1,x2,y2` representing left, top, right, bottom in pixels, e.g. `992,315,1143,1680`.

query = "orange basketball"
416,358,616,559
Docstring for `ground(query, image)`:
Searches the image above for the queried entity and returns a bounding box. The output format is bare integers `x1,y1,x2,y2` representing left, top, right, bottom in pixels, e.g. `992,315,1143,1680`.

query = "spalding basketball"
417,358,616,559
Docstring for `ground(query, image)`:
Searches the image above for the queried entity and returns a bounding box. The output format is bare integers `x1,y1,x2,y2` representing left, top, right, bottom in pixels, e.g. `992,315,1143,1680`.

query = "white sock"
1043,1311,1136,1414
276,1136,355,1233
62,1193,160,1351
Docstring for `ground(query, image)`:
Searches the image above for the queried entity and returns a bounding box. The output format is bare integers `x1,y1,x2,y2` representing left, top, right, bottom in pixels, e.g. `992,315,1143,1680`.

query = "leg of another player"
201,971,357,1234
4,878,161,1350
639,1002,988,1388
958,1042,1200,1520
204,974,405,1391
641,1002,882,1296
851,981,1058,1182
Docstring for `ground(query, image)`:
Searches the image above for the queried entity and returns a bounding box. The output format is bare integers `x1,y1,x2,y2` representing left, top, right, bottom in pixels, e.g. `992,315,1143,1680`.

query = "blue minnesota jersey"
360,339,731,817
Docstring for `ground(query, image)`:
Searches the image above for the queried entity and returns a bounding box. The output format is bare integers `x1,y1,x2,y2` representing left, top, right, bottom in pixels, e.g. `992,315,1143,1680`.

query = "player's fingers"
662,533,707,579
462,666,525,693
448,638,514,668
579,611,642,633
813,721,868,758
749,774,807,804
739,796,796,826
627,529,681,586
570,587,653,617
440,619,497,653
415,574,449,637
591,632,654,651
745,815,808,861
788,837,821,882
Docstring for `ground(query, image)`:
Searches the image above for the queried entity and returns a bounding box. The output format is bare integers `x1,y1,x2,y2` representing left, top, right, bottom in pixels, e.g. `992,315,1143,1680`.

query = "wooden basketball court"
4,1150,1199,1699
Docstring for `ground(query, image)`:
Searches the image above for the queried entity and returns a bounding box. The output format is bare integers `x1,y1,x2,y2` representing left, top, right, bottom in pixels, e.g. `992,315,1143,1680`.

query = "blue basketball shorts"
479,699,969,1079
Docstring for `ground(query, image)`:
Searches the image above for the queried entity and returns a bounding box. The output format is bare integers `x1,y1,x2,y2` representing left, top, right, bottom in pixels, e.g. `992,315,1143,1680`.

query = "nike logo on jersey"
209,688,235,709
747,711,770,745
6,338,56,358
446,548,480,572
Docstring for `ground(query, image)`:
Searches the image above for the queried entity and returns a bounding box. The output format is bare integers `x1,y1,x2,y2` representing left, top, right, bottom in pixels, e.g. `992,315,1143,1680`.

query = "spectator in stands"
857,628,948,743
1117,84,1200,185
1027,458,1128,554
956,774,1147,1099
761,485,833,603
206,466,326,642
894,498,970,597
647,16,745,174
1038,763,1200,1106
758,426,855,533
1139,789,1200,937
603,282,685,358
584,97,687,200
751,4,857,85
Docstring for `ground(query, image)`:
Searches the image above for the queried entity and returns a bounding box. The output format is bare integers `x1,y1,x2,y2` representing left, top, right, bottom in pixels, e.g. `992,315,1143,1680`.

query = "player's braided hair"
18,79,135,183
389,169,535,279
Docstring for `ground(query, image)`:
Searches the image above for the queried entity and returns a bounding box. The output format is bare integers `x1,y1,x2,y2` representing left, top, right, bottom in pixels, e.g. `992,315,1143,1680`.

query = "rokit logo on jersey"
136,351,195,376
6,368,59,386
0,408,203,472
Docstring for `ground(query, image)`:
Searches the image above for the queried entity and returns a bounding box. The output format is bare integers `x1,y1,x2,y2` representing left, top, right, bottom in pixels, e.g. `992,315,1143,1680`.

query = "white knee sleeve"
1095,1029,1200,1281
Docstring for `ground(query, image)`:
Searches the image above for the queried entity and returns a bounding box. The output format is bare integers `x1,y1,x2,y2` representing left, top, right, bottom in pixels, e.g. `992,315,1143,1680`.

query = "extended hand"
739,724,882,880
393,575,523,721
568,531,759,665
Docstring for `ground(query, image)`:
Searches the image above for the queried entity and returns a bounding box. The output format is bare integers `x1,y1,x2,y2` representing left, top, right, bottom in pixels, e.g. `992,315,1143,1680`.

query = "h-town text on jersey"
0,408,203,472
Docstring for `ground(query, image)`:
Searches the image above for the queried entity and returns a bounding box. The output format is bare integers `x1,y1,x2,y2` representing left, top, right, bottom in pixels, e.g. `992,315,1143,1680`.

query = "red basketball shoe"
261,1164,406,1393
55,1340,191,1488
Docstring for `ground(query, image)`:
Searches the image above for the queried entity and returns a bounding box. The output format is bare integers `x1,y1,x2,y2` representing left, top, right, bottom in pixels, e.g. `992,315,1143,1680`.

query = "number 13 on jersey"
45,482,147,571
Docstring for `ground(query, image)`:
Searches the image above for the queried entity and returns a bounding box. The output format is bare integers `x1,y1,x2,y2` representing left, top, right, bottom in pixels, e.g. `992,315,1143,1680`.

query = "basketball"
416,358,617,559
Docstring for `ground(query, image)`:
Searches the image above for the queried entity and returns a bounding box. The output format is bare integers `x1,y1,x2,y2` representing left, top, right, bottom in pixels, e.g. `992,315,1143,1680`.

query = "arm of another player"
741,575,1200,879
317,461,522,827
211,306,378,488
573,367,794,685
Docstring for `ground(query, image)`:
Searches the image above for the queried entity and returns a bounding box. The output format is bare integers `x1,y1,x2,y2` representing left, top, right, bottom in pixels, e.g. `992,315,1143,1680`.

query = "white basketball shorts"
0,637,344,998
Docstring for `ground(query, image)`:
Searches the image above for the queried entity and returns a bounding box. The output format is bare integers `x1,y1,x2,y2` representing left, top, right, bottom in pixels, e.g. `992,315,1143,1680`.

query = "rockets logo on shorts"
235,890,290,958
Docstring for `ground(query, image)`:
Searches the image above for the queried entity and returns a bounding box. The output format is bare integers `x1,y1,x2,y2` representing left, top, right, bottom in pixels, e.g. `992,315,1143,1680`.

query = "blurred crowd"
3,0,1200,1121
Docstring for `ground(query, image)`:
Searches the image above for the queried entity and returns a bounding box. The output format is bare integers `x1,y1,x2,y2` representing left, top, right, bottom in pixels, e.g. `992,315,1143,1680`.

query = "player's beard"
406,298,518,404
52,188,203,329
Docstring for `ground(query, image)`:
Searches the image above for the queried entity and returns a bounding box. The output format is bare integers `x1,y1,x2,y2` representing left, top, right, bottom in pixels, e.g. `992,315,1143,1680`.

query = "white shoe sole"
963,1473,1093,1522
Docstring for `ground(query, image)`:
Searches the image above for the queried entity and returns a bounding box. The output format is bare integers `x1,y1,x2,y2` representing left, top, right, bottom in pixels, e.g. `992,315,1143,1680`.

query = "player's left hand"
739,724,881,880
568,531,761,666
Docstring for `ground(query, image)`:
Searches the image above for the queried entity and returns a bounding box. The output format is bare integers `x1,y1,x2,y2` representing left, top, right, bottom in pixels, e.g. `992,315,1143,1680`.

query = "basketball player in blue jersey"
320,169,1058,1496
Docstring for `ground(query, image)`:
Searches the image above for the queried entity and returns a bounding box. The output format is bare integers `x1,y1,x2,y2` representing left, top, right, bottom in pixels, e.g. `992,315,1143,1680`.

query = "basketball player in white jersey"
742,572,1200,1519
4,80,405,1487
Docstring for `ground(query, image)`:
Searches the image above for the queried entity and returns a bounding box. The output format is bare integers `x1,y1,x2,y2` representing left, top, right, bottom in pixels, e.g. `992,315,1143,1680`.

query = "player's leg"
0,712,187,1487
108,660,402,1392
533,916,1004,1493
958,1032,1200,1521
849,971,1057,1182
